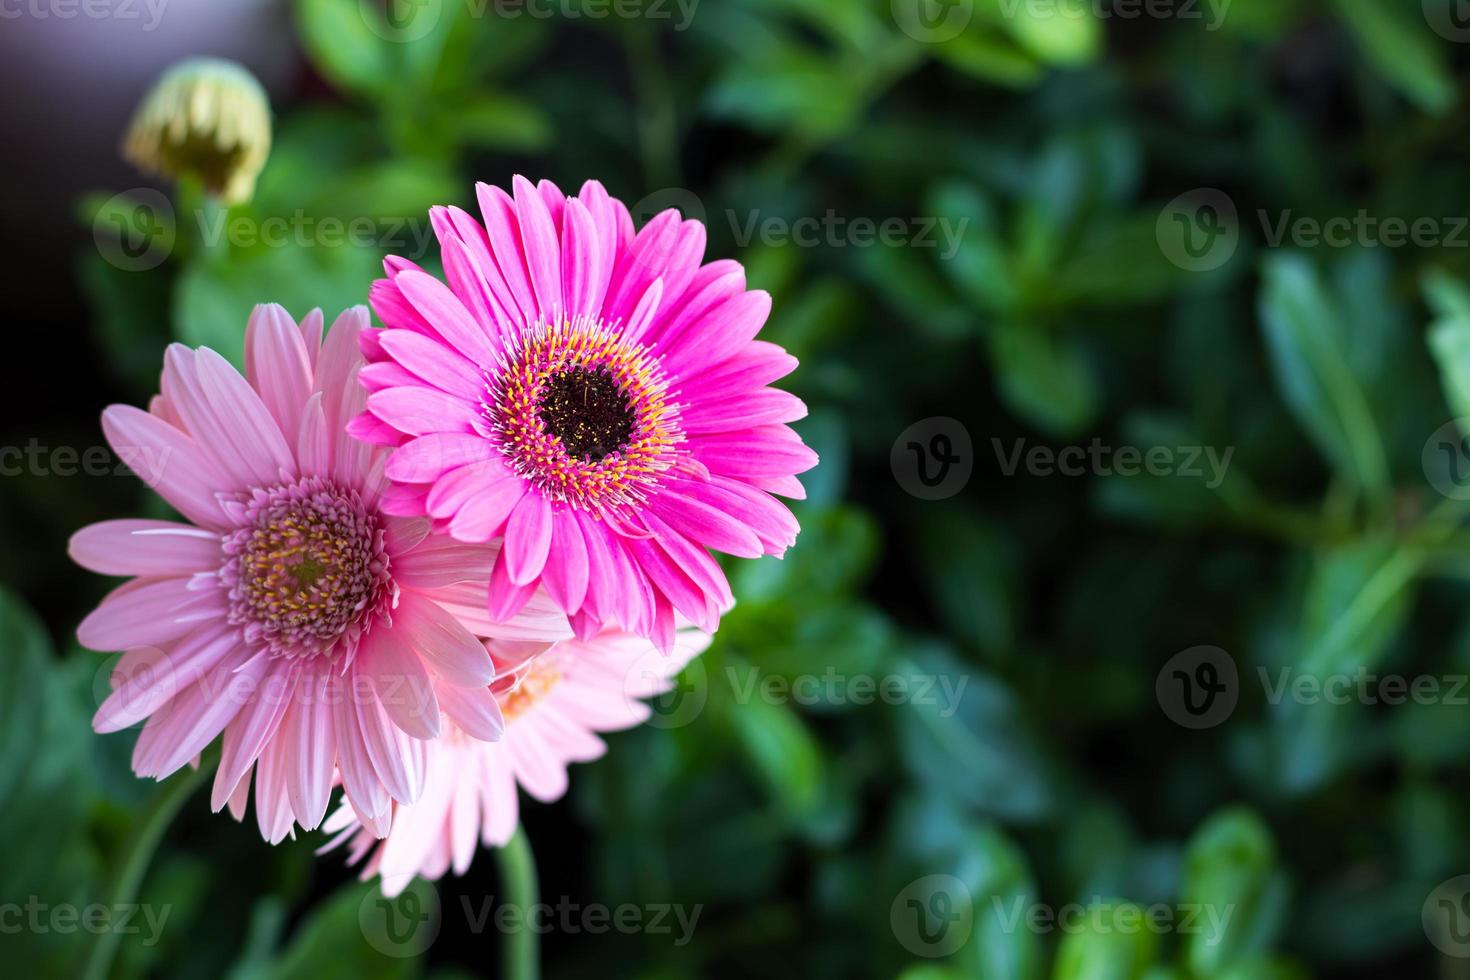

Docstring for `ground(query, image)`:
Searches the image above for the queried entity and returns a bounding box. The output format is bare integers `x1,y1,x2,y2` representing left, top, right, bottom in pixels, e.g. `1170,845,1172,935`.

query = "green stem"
497,827,540,980
82,764,207,980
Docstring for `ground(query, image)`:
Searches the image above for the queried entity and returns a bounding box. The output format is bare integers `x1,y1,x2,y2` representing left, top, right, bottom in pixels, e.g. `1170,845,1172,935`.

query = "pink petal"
514,173,564,323
393,535,496,588
352,662,427,803
77,577,222,651
132,651,270,779
360,624,441,739
504,491,553,586
541,510,590,614
244,304,313,444
378,330,484,401
436,681,505,742
296,392,332,475
70,520,220,577
281,664,336,830
395,269,497,365
391,592,496,687
101,405,230,529
386,433,497,484
212,659,298,810
333,686,392,830
163,345,296,489
95,623,240,733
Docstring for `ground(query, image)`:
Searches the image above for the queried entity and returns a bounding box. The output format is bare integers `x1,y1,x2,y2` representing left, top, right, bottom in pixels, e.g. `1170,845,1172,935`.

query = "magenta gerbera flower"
351,176,815,648
322,625,710,893
70,305,567,842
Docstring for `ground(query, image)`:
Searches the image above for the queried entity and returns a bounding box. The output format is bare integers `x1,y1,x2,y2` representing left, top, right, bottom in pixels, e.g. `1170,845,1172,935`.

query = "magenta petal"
542,511,590,613
378,329,484,401
368,386,479,437
514,173,563,324
649,489,764,558
395,269,497,365
386,433,497,484
503,492,554,586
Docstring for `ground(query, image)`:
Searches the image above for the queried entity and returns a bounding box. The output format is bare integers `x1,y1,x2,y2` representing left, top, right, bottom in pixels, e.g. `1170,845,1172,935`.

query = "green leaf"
988,320,1098,437
1257,253,1389,500
1332,0,1455,114
994,0,1102,67
1050,902,1159,980
1180,807,1288,977
293,0,393,100
916,508,1017,657
728,686,828,827
927,181,1018,316
450,94,554,152
269,881,423,980
933,30,1045,88
897,646,1054,821
0,586,58,817
1425,268,1470,421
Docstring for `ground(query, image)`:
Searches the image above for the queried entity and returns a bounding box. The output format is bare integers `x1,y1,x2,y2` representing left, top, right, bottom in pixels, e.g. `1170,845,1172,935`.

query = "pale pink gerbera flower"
70,305,567,842
322,626,710,894
349,176,815,648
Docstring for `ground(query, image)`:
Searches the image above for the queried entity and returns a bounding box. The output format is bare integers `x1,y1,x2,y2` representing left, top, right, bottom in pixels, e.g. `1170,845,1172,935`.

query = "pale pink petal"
69,520,220,577
101,405,231,529
391,591,496,687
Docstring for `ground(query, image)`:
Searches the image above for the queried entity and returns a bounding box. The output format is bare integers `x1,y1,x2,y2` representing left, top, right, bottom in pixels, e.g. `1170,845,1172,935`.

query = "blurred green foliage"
7,0,1470,977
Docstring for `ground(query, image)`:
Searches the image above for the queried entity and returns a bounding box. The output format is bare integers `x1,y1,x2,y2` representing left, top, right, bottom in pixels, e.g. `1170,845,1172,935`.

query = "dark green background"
4,0,1470,977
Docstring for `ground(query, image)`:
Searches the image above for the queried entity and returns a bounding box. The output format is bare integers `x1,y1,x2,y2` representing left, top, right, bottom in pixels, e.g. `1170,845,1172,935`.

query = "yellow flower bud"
122,58,272,206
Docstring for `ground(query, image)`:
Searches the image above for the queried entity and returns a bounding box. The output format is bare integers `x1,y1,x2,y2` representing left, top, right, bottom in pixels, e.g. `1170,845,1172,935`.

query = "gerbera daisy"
71,305,570,842
350,176,814,648
322,625,710,894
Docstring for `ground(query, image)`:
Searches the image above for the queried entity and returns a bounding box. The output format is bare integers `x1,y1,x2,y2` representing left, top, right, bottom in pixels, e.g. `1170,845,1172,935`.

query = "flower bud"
122,58,271,206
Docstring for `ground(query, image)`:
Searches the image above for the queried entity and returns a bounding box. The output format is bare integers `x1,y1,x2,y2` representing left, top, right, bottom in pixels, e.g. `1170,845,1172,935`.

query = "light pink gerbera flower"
350,176,814,648
322,625,710,894
70,305,567,842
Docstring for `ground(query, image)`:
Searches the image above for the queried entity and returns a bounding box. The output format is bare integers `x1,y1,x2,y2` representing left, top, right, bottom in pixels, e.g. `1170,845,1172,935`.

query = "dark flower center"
537,367,636,462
